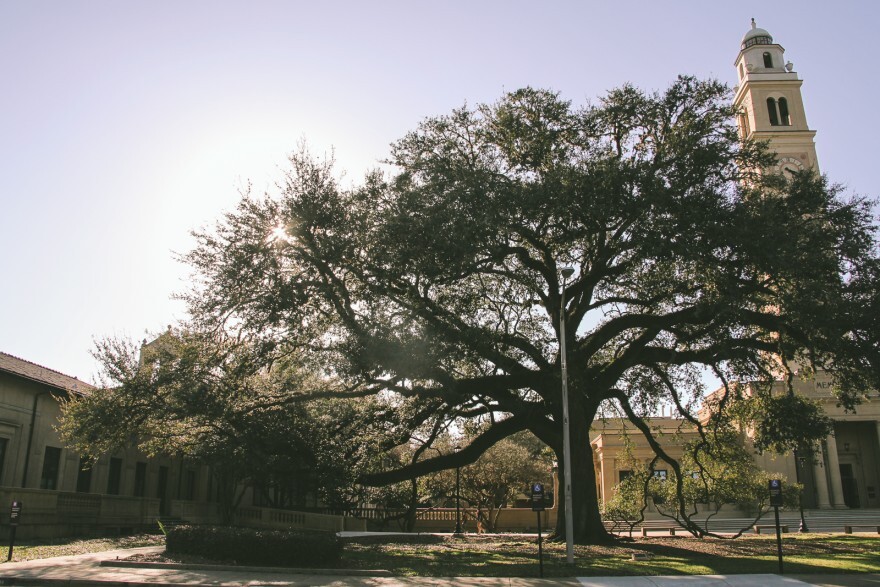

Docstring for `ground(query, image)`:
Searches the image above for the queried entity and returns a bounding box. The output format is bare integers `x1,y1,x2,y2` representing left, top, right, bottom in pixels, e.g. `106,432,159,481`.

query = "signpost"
531,483,545,578
768,480,784,574
8,500,21,562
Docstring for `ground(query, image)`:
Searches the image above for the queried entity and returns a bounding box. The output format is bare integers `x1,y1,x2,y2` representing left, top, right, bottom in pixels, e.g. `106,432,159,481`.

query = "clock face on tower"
776,156,805,178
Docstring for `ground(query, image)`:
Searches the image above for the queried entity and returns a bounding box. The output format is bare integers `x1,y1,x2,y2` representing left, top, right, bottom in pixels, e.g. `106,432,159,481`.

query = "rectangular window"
619,470,633,483
76,457,93,493
107,457,122,495
0,438,8,482
133,462,147,497
40,446,62,490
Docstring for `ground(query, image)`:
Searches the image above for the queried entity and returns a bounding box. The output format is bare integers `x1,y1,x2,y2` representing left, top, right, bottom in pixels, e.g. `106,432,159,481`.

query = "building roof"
0,352,94,396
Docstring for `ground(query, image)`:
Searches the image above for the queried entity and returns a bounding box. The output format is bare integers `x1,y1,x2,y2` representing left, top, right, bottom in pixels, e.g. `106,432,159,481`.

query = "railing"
312,506,556,532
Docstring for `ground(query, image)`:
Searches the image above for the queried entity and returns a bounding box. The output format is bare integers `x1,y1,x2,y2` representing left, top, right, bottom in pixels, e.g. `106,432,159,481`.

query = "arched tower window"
763,52,773,68
767,98,780,126
778,97,791,125
739,113,751,137
766,97,791,127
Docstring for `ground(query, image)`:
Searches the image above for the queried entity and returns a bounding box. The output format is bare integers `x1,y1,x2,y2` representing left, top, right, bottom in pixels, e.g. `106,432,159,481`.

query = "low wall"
169,499,220,524
338,507,557,532
0,487,159,540
236,505,365,532
169,500,365,533
413,507,556,532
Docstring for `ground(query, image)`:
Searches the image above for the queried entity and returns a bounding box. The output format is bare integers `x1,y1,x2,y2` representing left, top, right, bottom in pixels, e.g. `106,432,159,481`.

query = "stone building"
590,21,880,512
0,351,212,537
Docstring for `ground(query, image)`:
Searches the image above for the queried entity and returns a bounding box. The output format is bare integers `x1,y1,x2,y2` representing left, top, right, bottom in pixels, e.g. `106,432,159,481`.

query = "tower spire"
733,21,819,174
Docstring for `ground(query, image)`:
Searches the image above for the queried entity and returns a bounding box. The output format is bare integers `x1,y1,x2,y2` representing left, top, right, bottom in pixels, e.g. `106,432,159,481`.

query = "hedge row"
165,525,342,567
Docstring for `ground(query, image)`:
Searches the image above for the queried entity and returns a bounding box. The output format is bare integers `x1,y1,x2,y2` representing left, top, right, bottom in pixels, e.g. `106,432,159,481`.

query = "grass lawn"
7,531,878,578
0,533,164,563
339,533,880,577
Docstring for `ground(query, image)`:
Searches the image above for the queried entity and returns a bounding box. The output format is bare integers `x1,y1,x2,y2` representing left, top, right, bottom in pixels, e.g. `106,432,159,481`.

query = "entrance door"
839,464,861,508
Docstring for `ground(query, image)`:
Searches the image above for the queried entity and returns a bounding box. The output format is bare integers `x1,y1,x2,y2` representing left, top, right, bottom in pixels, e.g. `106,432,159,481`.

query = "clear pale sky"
1,1,877,383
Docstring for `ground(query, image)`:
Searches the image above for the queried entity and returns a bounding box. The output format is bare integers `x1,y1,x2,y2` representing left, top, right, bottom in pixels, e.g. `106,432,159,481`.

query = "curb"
1,580,195,587
100,559,393,576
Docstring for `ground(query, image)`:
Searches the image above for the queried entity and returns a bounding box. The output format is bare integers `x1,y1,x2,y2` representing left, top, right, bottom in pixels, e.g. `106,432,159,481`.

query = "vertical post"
793,447,809,533
774,505,783,574
454,445,462,534
560,267,575,564
536,510,544,578
6,526,15,562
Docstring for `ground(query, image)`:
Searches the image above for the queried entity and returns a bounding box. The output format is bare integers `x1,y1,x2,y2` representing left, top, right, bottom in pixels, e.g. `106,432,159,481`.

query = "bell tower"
733,19,819,175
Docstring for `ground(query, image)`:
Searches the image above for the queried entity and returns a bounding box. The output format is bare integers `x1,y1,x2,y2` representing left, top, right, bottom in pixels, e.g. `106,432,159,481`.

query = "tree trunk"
545,393,612,545
404,478,418,532
553,421,612,544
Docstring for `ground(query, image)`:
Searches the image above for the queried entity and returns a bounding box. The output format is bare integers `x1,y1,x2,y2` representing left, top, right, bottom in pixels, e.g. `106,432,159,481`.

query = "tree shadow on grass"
341,535,880,578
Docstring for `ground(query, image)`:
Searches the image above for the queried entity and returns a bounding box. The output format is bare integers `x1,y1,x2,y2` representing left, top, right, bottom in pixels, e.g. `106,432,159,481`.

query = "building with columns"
591,21,880,512
733,19,879,511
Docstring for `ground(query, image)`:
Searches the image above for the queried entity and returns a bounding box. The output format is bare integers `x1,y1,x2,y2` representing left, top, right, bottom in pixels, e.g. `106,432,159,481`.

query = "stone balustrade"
0,487,159,540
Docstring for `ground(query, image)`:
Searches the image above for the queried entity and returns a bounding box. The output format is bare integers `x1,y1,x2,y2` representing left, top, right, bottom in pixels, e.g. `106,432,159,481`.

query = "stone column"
824,432,847,508
812,443,832,508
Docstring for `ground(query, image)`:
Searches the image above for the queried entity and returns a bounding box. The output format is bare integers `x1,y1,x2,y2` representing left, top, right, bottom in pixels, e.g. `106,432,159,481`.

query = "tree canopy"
67,76,878,544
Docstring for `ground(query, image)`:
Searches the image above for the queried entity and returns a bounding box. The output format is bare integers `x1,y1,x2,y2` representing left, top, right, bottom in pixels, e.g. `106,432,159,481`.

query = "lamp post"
454,444,463,534
793,447,809,533
559,267,575,564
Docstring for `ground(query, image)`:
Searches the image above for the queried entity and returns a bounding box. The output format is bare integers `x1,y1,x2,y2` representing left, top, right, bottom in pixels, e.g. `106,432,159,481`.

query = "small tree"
458,432,551,531
605,424,803,538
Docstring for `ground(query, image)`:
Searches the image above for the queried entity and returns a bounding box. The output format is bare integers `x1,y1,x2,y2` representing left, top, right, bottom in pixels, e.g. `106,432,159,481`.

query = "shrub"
165,525,341,567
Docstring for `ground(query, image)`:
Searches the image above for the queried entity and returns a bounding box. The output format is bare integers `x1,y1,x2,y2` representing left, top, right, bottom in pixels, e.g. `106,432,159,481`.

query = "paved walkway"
0,546,877,586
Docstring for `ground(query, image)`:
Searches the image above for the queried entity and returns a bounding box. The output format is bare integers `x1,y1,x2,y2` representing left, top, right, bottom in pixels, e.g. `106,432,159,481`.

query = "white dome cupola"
741,18,773,49
736,19,789,78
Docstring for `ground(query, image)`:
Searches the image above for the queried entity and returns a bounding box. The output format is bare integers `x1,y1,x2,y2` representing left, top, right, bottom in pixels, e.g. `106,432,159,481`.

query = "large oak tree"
179,77,877,543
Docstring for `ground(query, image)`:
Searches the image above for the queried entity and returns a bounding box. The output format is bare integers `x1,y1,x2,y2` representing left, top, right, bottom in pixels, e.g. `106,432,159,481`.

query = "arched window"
778,97,791,125
763,52,773,68
766,97,791,127
767,97,780,126
739,113,751,137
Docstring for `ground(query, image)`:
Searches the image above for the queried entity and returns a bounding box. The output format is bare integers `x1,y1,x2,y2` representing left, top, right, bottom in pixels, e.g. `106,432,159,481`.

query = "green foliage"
165,525,341,567
458,432,552,530
82,77,877,544
732,389,833,454
58,330,396,515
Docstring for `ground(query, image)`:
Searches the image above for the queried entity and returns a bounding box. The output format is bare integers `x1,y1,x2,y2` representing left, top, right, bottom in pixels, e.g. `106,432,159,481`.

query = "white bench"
754,525,788,534
844,525,880,534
